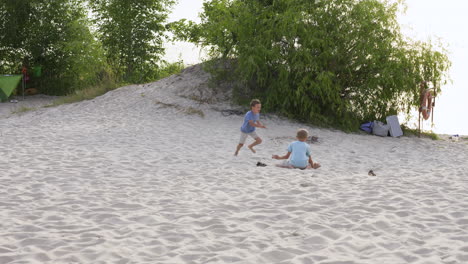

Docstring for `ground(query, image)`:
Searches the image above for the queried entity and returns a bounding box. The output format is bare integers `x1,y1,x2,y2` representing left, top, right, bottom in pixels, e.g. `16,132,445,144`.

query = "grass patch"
401,125,440,140
46,79,120,107
154,99,204,118
157,61,185,79
185,107,205,118
154,100,178,109
11,106,35,114
46,62,184,107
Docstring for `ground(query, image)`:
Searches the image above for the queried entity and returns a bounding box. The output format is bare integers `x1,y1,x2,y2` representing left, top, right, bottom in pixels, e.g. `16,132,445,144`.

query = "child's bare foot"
234,151,239,156
312,163,321,169
248,145,256,153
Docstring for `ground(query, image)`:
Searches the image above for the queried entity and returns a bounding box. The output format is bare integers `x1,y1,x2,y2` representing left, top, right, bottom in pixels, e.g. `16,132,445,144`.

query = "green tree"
0,0,32,73
178,0,450,130
90,0,176,83
0,0,109,95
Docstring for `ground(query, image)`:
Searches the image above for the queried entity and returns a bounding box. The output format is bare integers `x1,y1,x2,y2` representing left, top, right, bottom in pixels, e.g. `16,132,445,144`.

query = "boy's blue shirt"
240,110,259,133
287,141,311,168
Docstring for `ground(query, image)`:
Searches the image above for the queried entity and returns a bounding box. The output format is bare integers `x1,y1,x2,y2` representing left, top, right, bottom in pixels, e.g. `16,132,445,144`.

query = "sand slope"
1,65,468,263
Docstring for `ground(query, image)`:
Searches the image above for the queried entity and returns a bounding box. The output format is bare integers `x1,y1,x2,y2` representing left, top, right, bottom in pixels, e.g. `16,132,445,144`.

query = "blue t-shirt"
240,111,259,133
287,141,311,168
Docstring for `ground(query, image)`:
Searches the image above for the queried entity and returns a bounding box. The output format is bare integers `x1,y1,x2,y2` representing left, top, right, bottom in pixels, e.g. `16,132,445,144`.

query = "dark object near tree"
360,122,373,133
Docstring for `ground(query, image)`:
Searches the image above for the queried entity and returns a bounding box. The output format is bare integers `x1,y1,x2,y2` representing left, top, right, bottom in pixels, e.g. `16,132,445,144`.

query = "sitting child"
272,129,321,169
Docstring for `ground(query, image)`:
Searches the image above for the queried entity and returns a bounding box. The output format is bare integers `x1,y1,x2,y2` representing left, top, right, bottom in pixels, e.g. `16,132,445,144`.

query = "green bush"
0,0,110,95
1,0,176,96
48,61,184,106
90,0,176,83
157,61,185,79
177,0,451,131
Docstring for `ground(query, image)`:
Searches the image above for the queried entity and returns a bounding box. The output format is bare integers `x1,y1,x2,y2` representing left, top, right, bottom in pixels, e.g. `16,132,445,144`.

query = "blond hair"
296,129,309,140
250,99,261,107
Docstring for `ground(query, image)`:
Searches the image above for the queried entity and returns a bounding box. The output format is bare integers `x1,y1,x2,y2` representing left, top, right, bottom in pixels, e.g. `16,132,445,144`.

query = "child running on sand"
234,99,266,156
272,129,321,169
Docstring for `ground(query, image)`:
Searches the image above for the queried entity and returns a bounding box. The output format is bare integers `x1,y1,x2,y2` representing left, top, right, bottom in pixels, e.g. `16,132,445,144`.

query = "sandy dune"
1,65,468,263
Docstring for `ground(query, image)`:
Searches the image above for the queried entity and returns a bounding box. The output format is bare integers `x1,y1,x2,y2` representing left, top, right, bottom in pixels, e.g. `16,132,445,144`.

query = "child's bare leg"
307,162,321,169
276,164,293,169
275,160,294,169
234,144,243,156
248,137,262,153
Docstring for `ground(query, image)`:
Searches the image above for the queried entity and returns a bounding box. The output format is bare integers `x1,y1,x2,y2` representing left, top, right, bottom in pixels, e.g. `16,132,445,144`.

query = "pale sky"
164,0,468,135
397,0,468,135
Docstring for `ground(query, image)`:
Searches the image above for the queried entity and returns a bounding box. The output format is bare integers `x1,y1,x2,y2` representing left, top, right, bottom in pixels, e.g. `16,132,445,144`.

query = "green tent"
0,75,22,102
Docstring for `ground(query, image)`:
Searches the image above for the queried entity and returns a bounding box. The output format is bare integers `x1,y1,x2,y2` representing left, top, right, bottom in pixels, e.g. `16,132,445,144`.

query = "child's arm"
308,156,321,169
248,120,266,128
272,152,291,160
256,120,266,128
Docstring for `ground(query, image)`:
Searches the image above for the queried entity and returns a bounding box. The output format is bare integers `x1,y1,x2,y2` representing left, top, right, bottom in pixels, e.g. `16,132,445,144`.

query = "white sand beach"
1,65,468,264
0,94,59,119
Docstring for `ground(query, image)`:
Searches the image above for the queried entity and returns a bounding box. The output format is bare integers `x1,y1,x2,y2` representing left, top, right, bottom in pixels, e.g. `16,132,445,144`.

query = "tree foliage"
1,0,109,95
179,0,451,130
90,0,175,83
1,0,176,95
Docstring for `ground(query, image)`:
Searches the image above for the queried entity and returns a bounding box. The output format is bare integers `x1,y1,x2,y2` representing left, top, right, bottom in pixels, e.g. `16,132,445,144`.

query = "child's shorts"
279,160,308,170
239,131,259,144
